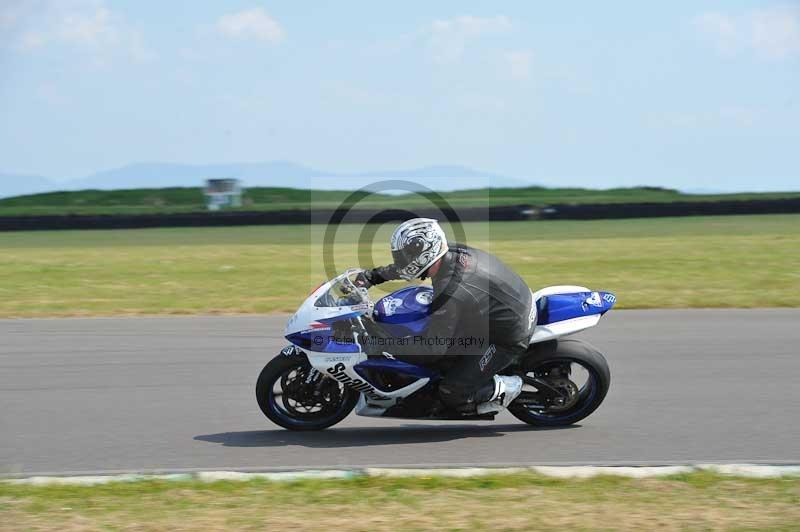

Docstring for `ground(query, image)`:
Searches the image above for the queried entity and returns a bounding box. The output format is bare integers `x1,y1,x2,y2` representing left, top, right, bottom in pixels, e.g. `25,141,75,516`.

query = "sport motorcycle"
257,269,614,430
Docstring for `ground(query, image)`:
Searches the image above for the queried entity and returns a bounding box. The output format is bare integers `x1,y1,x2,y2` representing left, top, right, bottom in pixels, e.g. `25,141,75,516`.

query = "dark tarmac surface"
2,310,798,476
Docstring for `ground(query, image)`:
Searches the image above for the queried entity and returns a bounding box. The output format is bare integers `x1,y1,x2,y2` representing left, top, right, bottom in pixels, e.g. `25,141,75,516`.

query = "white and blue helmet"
390,218,449,280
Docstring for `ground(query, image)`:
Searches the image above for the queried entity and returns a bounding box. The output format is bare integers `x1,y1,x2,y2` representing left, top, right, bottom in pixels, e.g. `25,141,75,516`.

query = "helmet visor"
391,248,413,269
391,248,426,280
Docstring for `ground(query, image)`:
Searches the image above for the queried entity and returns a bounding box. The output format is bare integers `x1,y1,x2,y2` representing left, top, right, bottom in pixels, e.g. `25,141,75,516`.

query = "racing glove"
354,264,401,288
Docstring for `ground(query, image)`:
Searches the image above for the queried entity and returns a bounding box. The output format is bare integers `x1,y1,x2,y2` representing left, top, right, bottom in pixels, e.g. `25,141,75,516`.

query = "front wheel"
509,339,611,427
256,353,358,431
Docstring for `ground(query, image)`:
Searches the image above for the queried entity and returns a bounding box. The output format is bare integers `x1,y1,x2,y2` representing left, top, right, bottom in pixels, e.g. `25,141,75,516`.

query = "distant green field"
0,214,797,317
1,186,799,215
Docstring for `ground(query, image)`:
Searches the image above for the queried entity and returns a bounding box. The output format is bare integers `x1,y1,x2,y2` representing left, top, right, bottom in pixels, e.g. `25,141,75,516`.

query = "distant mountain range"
0,173,55,199
0,162,529,199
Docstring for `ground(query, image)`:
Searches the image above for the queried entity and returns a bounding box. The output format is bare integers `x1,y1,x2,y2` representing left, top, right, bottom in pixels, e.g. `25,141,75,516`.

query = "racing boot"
476,375,523,415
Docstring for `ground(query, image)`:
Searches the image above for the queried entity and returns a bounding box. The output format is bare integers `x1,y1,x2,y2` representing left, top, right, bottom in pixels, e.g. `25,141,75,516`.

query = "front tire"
509,339,611,427
256,354,358,431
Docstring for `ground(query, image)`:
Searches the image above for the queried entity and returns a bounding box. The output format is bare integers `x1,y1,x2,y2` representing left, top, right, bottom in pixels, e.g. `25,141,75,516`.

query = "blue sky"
0,0,798,191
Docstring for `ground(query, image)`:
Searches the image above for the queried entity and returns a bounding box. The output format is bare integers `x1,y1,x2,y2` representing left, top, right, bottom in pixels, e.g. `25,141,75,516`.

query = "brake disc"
544,377,579,412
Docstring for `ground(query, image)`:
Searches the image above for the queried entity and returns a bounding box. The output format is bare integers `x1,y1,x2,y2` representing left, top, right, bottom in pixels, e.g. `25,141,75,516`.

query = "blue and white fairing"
372,284,617,345
284,270,434,416
283,269,616,418
285,272,617,353
529,285,616,343
284,269,371,354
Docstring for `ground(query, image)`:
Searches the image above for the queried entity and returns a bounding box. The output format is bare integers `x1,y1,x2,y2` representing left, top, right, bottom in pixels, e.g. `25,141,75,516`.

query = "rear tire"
256,354,358,431
509,339,611,427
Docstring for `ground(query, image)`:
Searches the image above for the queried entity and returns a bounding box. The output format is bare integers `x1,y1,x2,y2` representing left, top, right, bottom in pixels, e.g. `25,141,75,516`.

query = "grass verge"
0,214,798,317
2,472,799,531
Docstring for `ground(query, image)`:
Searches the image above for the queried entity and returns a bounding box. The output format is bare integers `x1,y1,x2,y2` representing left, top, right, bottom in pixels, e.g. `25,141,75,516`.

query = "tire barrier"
0,198,797,231
0,205,529,231
539,198,800,220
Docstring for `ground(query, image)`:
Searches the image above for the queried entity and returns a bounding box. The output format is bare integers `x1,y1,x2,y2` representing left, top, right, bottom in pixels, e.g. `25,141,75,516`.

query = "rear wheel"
509,339,610,427
256,354,358,431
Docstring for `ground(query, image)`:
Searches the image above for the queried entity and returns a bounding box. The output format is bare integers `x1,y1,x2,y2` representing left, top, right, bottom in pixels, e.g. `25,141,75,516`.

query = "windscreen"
314,274,367,308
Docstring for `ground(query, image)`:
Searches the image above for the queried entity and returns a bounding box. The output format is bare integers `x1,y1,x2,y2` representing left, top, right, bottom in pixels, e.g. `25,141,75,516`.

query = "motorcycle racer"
355,218,534,415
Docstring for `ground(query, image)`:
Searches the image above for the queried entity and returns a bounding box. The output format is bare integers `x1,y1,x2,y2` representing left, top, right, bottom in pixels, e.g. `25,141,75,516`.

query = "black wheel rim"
267,362,352,427
519,357,600,422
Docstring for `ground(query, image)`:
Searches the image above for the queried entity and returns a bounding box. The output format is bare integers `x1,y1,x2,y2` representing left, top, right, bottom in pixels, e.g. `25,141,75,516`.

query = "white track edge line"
4,464,800,485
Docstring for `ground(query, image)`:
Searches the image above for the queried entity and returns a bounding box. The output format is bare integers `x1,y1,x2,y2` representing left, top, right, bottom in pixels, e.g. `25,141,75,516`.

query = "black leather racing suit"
365,243,534,410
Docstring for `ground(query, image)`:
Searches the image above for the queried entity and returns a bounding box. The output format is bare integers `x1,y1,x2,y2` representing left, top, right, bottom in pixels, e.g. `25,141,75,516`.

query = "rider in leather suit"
356,218,533,414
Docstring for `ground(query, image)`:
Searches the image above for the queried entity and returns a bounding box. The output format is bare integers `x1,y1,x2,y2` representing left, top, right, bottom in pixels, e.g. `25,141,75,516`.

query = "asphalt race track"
2,310,799,476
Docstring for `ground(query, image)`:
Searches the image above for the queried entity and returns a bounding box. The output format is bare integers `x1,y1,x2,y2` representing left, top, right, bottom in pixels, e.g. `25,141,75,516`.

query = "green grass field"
2,186,799,215
2,472,799,531
0,214,798,317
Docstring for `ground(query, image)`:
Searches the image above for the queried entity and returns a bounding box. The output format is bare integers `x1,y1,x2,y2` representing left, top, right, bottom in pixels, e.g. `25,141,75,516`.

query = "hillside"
0,162,526,198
